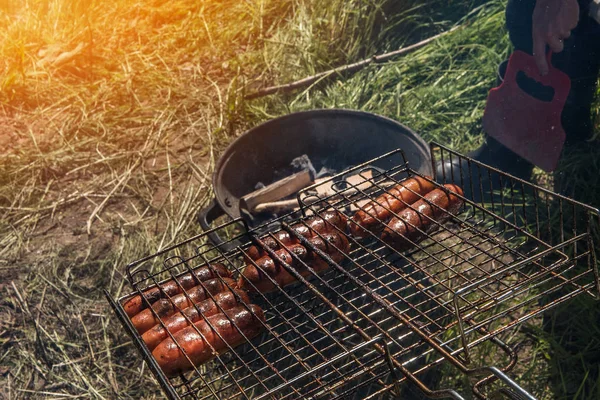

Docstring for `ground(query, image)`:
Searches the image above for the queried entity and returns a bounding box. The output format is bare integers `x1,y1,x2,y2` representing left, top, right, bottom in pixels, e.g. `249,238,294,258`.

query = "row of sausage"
121,175,464,377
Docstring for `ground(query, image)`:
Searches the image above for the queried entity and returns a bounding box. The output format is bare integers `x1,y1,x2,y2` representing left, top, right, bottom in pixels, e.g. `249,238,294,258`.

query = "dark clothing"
505,0,600,143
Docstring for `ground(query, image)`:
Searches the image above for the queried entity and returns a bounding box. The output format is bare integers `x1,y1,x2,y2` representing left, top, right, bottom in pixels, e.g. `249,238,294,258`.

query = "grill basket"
106,142,600,400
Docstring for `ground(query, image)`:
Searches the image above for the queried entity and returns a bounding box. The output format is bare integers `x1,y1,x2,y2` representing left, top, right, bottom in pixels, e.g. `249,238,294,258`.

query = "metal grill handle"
476,367,537,400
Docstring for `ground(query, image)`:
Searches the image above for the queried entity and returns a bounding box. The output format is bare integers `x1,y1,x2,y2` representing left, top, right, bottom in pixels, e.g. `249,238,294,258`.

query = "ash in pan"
290,154,336,179
254,154,336,190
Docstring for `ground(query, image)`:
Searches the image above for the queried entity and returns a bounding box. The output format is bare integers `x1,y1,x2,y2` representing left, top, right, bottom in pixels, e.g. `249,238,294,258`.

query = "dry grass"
0,0,293,397
1,0,599,399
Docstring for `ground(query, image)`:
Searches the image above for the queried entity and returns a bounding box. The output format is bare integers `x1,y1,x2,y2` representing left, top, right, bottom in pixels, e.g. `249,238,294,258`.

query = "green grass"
246,1,509,149
1,0,599,398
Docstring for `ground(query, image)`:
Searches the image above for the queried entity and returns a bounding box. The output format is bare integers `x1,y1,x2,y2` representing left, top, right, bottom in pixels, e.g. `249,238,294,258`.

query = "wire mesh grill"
108,225,405,400
106,142,600,400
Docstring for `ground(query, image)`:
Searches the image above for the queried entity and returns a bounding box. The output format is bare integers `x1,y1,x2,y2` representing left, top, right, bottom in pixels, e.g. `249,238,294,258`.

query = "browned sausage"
152,304,266,377
281,230,348,277
322,210,348,232
294,210,348,237
239,246,303,293
317,230,350,261
122,264,231,317
142,288,250,350
350,176,436,238
130,278,236,334
246,211,348,261
381,184,463,250
244,231,298,262
239,230,349,293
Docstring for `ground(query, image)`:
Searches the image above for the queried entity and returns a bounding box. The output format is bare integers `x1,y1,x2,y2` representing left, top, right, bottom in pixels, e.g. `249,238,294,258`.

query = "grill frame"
106,142,600,400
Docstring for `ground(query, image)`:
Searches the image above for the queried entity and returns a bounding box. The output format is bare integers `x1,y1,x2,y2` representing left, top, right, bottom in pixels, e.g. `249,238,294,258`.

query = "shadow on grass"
540,296,600,399
541,141,600,400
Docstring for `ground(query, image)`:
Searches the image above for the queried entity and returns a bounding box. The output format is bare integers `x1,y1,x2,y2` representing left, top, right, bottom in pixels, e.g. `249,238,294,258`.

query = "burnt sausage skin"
152,304,265,377
122,264,231,317
130,278,236,334
381,184,464,250
142,288,250,350
246,211,348,261
239,230,350,293
350,176,436,238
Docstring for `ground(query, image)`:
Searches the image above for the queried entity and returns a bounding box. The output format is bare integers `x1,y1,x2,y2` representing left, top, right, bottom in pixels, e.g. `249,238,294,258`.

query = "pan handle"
197,198,240,252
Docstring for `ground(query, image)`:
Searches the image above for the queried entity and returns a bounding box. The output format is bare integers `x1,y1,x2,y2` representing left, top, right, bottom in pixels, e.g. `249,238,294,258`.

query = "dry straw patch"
0,0,291,397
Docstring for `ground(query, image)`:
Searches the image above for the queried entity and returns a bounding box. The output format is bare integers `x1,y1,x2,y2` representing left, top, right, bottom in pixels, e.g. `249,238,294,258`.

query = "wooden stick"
253,179,398,214
245,26,461,100
239,170,313,213
253,199,300,214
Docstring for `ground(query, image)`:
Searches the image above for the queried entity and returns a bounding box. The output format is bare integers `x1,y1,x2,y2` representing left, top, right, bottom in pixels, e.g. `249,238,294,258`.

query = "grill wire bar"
106,142,599,399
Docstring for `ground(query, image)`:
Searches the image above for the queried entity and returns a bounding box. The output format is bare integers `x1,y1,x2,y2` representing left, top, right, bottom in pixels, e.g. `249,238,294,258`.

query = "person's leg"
558,12,600,145
505,0,536,52
437,0,600,198
506,0,600,145
437,1,537,185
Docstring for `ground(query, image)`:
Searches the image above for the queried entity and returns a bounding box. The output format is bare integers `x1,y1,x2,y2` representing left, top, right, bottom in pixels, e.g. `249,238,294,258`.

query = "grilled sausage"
317,230,350,262
239,245,305,293
142,288,250,350
130,278,236,334
350,176,436,238
246,211,348,261
381,184,464,250
296,210,348,237
276,230,348,283
122,264,231,317
152,304,266,377
244,231,298,262
239,230,349,293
